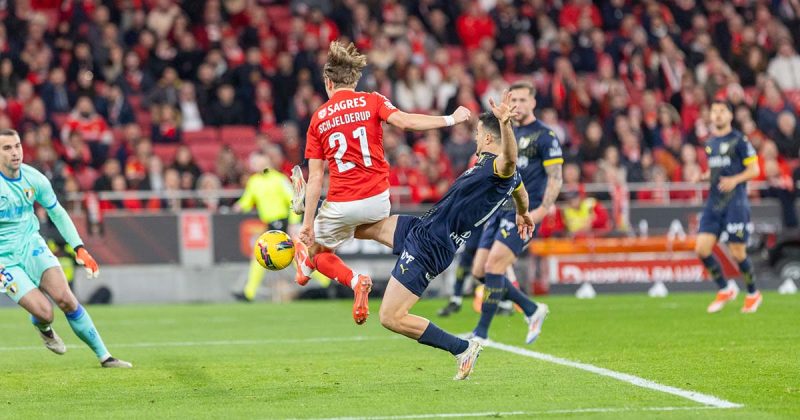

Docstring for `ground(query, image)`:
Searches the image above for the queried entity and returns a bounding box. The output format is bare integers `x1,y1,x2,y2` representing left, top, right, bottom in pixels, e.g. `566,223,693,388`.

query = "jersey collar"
0,170,21,182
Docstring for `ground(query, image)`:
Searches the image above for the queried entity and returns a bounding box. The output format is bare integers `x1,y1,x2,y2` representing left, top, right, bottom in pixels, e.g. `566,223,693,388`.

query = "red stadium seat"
188,142,222,173
263,126,285,143
153,144,179,164
135,111,152,131
266,5,292,22
229,141,259,160
221,125,257,144
183,128,219,144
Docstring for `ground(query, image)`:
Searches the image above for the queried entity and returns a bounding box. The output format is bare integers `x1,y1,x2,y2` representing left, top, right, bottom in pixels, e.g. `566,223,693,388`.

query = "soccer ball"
254,230,295,270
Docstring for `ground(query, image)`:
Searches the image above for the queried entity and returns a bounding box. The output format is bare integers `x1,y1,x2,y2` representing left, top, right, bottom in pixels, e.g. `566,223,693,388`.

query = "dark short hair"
478,112,501,142
0,128,19,138
710,99,734,113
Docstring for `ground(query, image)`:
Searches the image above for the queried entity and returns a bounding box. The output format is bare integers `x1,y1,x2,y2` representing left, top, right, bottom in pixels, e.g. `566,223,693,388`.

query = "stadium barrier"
528,236,741,294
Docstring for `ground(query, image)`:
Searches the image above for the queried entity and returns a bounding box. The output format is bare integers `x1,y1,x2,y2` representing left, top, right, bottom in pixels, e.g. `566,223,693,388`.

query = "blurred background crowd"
3,0,800,234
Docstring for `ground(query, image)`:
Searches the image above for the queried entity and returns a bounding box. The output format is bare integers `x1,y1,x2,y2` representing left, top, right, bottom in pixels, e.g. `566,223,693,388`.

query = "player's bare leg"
355,216,399,249
40,267,132,368
18,288,66,355
696,233,738,313
729,243,762,313
380,277,482,380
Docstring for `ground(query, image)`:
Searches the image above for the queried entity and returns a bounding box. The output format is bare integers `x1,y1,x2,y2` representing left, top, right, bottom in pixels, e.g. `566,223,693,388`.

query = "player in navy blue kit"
436,229,480,317
356,94,534,380
469,81,563,343
697,100,762,314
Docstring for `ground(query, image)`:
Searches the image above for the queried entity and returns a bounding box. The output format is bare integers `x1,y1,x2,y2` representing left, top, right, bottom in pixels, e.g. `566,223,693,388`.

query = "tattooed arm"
529,163,563,224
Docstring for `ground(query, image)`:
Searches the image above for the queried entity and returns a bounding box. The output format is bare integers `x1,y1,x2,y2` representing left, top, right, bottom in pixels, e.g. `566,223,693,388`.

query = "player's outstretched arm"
45,203,100,277
490,92,519,177
300,159,325,246
386,106,471,131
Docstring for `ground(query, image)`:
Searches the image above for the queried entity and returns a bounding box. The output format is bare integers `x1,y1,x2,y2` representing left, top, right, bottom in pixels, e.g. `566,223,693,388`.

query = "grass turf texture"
0,292,797,419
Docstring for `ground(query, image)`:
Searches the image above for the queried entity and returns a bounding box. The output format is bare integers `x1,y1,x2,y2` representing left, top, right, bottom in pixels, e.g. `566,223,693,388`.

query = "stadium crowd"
2,0,800,231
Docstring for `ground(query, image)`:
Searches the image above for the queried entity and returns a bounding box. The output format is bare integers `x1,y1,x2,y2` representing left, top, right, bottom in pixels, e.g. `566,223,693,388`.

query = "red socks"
312,252,356,288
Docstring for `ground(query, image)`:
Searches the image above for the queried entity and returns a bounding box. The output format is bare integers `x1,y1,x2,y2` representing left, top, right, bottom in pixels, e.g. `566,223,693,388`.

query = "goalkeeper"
0,129,131,368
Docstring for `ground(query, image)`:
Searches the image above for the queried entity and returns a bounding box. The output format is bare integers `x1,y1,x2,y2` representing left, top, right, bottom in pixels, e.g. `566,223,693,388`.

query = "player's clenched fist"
75,246,100,278
451,106,472,125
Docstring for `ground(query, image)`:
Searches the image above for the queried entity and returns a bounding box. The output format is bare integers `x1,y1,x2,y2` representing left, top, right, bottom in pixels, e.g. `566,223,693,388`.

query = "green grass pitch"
0,292,798,419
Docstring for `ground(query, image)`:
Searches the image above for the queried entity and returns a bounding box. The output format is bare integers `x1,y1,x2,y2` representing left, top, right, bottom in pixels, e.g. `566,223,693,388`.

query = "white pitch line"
0,335,401,352
484,340,743,409
300,405,727,420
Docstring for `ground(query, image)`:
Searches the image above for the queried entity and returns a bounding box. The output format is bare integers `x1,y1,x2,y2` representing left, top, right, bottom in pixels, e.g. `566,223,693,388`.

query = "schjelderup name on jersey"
318,97,371,134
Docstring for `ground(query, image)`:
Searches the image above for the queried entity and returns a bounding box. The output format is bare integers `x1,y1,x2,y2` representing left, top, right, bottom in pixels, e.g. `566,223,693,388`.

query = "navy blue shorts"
391,215,456,297
477,210,533,255
698,203,751,243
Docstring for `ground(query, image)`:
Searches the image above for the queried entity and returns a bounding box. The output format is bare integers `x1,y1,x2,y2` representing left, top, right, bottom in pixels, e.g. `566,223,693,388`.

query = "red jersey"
305,90,398,202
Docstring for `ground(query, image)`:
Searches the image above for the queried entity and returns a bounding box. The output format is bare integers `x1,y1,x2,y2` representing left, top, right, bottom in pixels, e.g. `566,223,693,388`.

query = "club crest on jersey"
519,136,531,149
720,142,729,154
318,108,327,119
23,188,34,202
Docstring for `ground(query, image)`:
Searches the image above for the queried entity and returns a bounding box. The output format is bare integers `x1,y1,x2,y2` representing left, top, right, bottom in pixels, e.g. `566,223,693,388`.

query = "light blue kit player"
0,129,131,368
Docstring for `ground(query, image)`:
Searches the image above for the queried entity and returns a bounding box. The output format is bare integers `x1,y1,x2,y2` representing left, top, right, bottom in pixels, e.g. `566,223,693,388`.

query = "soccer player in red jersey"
292,41,470,325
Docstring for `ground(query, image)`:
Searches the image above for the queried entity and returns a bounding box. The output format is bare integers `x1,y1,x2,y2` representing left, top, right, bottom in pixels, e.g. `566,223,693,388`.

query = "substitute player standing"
292,41,470,325
0,129,131,367
469,81,562,343
356,94,535,380
697,100,761,313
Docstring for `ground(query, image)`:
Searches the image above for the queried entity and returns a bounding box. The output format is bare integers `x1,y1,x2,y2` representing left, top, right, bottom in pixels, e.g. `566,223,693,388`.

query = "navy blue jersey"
704,129,757,212
417,152,522,252
508,120,563,210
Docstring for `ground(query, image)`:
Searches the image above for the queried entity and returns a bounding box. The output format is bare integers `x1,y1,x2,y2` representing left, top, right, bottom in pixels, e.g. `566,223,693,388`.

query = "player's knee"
378,307,401,332
695,243,712,258
53,292,78,313
484,255,507,275
729,247,747,262
35,306,54,325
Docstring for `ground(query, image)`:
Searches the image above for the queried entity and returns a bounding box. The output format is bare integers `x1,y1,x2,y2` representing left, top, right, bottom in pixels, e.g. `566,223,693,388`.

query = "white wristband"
444,115,455,127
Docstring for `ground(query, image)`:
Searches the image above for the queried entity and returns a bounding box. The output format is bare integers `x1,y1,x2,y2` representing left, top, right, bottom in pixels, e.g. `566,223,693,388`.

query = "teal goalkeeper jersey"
0,164,82,265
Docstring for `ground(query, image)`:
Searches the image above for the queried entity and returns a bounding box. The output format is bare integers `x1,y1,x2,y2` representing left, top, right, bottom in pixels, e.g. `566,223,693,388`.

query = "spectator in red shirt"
151,104,182,144
125,138,153,189
559,0,602,34
61,96,113,168
538,206,566,238
456,1,496,50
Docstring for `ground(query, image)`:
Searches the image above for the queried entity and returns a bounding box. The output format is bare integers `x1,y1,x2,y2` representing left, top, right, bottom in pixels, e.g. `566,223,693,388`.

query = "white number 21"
328,127,371,173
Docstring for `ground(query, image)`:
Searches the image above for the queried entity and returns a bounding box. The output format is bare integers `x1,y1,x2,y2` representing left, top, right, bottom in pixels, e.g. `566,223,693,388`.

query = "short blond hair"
324,41,367,88
508,80,536,97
